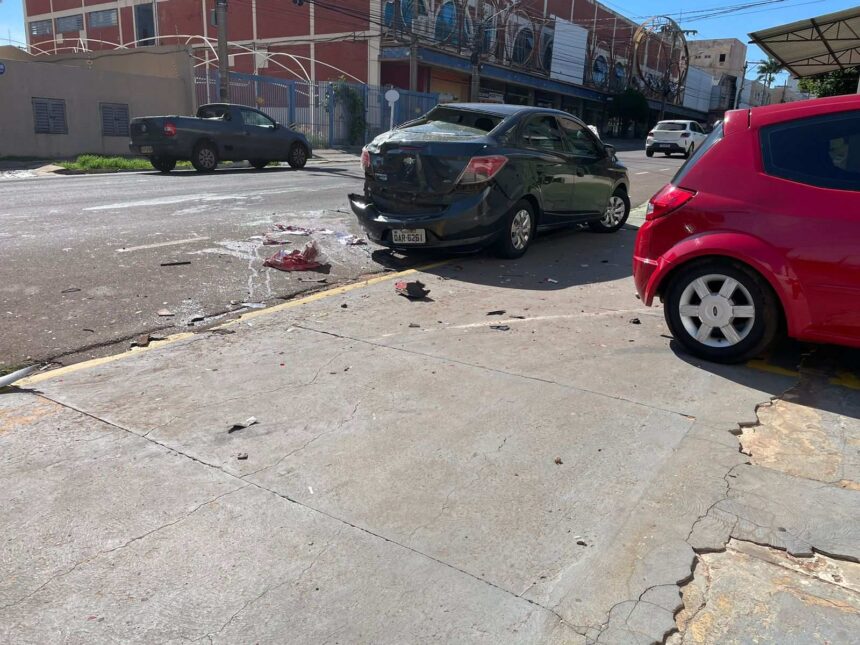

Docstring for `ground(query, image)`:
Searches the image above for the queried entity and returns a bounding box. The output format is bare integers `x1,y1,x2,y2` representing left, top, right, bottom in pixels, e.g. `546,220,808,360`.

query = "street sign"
385,89,400,131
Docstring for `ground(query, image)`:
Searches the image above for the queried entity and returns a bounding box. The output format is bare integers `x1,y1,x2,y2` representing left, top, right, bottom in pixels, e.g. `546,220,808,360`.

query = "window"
419,107,502,133
719,53,726,63
55,14,83,33
32,98,68,135
89,9,118,29
29,20,52,36
761,111,860,191
135,4,155,45
691,122,703,134
674,123,724,185
240,109,275,128
521,116,566,154
101,103,129,137
655,122,687,131
558,118,602,157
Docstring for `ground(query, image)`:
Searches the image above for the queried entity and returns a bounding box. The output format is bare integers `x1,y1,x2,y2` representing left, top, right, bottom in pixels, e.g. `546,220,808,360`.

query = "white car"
645,120,708,158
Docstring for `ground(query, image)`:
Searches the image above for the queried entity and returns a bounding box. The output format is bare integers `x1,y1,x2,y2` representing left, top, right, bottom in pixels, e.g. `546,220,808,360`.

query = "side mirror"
604,143,617,158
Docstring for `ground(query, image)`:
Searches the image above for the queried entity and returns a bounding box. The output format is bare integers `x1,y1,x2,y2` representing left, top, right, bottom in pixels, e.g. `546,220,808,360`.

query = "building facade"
687,38,747,81
22,0,709,128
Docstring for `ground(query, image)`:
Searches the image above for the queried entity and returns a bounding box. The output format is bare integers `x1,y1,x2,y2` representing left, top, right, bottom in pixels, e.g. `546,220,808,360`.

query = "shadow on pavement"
147,165,360,178
672,338,860,420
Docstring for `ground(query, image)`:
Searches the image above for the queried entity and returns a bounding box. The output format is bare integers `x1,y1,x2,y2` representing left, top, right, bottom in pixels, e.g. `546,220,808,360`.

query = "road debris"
545,278,559,284
210,328,235,335
227,417,258,433
189,315,205,323
395,280,430,300
61,287,81,294
273,224,335,236
131,334,152,348
264,241,323,272
629,318,641,325
490,325,511,331
157,309,174,317
409,323,421,328
0,365,39,388
262,235,290,246
341,303,348,309
237,452,248,460
511,315,526,320
160,260,191,267
576,540,587,546
240,302,266,309
336,233,367,246
487,310,506,316
554,457,564,465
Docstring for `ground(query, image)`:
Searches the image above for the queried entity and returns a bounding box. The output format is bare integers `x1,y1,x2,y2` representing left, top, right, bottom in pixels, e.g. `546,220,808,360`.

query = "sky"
0,0,857,79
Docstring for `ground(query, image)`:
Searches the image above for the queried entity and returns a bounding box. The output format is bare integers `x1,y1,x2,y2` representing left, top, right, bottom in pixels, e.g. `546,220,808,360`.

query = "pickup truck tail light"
163,122,177,137
680,132,691,138
360,148,371,173
646,184,696,221
457,155,508,185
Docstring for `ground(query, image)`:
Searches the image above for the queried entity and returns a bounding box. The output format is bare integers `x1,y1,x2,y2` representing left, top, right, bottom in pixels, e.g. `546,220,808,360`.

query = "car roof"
732,93,860,130
437,103,577,119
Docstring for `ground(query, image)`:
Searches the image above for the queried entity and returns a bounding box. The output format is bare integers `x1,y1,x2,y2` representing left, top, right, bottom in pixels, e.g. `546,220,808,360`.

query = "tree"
797,68,860,98
610,88,650,134
756,58,783,90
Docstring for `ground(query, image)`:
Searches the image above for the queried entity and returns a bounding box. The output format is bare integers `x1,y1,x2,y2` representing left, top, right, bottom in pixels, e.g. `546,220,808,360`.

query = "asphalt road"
0,150,682,368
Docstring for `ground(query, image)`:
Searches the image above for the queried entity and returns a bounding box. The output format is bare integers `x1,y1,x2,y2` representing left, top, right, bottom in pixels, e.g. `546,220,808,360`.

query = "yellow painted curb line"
745,359,800,379
20,260,449,386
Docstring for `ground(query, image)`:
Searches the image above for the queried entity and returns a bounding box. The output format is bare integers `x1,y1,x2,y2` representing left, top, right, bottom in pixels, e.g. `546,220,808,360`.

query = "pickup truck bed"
129,103,312,173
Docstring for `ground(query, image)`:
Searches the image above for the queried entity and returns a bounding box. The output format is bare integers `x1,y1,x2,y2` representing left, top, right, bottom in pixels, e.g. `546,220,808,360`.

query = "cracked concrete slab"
0,485,577,644
670,540,860,645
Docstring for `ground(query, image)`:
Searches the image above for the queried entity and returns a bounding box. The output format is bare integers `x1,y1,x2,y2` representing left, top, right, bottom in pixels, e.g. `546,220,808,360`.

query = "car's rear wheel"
589,189,630,233
288,143,308,169
685,143,695,159
150,156,176,173
495,199,535,259
646,149,654,158
664,260,780,363
250,159,269,169
192,142,218,172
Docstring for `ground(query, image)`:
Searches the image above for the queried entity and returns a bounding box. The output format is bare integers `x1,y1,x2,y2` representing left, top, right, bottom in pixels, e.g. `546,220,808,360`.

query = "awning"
748,7,860,77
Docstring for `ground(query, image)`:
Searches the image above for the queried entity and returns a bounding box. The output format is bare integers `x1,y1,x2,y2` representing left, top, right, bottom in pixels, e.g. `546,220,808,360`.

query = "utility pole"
409,0,418,91
733,62,748,110
216,0,230,102
470,0,484,101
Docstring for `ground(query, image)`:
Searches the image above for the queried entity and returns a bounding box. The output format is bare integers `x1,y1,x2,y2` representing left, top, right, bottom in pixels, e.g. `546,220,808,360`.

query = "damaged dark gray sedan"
349,104,630,258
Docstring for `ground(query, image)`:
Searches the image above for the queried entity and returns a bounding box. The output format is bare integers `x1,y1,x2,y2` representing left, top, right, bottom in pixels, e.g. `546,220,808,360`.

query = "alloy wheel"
678,273,756,347
601,195,627,228
510,209,532,250
292,146,306,166
199,148,216,169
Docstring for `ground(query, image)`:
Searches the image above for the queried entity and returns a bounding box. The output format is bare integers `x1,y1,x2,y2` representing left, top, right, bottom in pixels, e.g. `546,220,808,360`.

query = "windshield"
673,122,724,185
412,107,503,135
655,122,687,131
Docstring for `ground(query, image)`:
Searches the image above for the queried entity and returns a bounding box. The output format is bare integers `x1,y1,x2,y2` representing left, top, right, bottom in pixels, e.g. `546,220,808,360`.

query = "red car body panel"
633,95,860,349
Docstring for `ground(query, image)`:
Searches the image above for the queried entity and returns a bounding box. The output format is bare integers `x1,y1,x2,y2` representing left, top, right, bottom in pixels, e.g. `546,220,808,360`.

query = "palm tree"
756,58,783,90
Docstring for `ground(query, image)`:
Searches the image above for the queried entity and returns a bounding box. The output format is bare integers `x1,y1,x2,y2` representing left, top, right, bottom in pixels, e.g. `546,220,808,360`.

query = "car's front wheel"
192,142,218,172
288,143,308,169
589,189,630,233
494,199,535,259
664,260,780,363
150,156,176,173
646,149,654,158
685,143,695,159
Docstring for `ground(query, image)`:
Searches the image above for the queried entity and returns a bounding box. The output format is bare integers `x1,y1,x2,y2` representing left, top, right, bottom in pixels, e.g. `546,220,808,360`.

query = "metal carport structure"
749,6,860,85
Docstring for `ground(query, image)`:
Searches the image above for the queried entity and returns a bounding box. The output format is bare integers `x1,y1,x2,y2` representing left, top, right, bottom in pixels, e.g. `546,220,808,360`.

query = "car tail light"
680,132,691,138
360,148,371,172
646,184,695,221
163,122,177,137
457,155,508,185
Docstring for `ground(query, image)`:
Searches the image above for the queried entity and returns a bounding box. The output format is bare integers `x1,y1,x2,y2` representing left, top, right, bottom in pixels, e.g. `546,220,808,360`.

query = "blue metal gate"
194,71,439,147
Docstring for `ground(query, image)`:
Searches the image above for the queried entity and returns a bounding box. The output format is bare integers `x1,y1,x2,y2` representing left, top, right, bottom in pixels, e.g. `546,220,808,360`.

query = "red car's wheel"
664,260,780,363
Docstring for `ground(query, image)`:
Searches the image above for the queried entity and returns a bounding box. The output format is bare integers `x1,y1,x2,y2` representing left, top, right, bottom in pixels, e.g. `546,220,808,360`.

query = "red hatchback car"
634,94,860,363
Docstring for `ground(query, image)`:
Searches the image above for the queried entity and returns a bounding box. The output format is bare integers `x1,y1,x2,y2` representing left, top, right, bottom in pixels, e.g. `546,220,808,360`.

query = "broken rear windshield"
407,107,503,135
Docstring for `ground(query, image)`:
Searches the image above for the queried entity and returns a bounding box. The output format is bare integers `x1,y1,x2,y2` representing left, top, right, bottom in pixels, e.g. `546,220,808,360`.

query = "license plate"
392,229,426,244
375,172,388,182
140,146,153,154
657,143,670,148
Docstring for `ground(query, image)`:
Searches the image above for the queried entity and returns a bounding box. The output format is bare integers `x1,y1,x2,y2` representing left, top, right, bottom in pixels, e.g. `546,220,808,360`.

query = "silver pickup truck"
129,103,312,173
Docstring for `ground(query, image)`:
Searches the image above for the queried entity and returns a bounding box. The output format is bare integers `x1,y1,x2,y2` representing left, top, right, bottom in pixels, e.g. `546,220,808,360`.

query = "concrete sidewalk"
2,225,859,643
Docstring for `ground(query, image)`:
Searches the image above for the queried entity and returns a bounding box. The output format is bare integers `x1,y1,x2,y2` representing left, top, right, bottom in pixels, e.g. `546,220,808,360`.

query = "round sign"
0,62,6,76
384,88,400,104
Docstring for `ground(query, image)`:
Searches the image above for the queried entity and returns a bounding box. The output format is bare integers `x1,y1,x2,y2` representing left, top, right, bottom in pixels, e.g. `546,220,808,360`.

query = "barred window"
29,20,53,36
100,103,130,137
56,14,84,33
88,9,118,29
33,98,68,135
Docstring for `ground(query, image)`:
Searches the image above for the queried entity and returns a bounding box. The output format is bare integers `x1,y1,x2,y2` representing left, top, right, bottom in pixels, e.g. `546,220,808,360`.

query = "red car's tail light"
646,184,695,221
680,132,691,138
457,155,508,185
360,148,371,172
163,122,177,137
